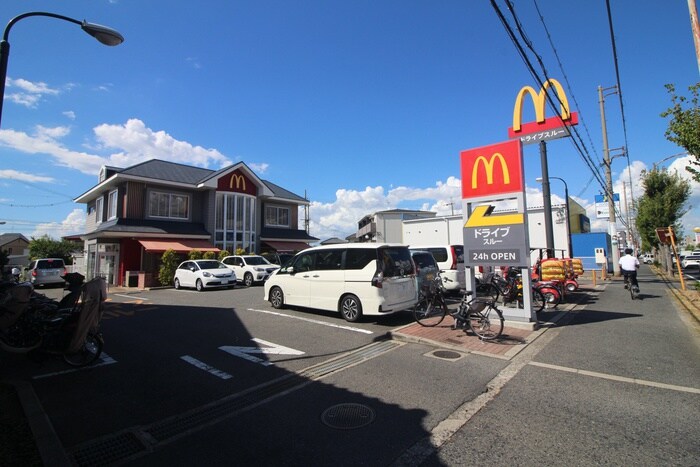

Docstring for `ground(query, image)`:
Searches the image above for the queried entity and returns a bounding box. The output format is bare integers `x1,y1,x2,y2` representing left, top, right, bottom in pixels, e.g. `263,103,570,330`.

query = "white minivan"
408,245,465,293
264,244,418,322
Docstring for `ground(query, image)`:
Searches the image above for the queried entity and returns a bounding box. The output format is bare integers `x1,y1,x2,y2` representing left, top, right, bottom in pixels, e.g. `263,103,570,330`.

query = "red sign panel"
460,140,523,199
217,169,257,196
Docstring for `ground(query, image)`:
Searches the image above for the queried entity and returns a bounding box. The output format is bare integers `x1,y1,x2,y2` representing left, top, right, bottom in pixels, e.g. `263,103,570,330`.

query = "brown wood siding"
125,182,145,219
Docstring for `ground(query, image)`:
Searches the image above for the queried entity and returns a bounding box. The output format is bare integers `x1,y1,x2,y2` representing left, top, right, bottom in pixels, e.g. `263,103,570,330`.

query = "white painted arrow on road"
220,338,304,366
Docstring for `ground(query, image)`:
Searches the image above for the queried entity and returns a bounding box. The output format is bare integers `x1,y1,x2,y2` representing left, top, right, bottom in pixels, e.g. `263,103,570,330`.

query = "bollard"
592,270,596,287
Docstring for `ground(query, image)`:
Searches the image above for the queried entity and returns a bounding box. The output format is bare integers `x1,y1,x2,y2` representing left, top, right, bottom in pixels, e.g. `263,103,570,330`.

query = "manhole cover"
321,403,375,430
431,350,463,360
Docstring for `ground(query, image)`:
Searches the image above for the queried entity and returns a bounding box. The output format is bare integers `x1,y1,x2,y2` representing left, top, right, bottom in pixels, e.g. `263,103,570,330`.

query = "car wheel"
269,286,285,309
196,279,204,292
340,294,362,322
174,278,181,290
244,272,254,287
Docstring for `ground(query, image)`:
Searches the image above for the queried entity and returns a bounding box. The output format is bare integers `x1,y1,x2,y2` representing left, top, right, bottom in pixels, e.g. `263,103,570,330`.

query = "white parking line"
33,353,117,379
180,355,233,379
247,308,373,334
112,293,150,300
529,361,700,394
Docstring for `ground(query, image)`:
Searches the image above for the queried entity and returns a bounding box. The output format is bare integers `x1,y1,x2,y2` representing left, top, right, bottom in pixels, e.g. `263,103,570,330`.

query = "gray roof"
92,218,211,236
260,227,319,241
0,233,30,247
103,159,307,203
118,159,214,185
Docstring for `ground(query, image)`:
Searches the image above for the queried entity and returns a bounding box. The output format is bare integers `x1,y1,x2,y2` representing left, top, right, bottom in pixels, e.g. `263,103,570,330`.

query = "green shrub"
188,250,203,260
202,250,216,260
159,249,180,286
218,250,230,261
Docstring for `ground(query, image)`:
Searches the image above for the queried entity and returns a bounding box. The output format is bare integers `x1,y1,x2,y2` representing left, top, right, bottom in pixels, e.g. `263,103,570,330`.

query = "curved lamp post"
537,176,573,258
0,11,124,127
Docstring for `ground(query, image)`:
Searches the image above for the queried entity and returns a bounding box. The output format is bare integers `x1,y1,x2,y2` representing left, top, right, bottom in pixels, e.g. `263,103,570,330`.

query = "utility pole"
689,0,700,75
540,141,555,258
599,85,620,276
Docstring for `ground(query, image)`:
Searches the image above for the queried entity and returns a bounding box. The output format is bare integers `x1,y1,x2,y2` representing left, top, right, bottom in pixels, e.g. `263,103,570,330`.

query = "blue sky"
0,0,698,243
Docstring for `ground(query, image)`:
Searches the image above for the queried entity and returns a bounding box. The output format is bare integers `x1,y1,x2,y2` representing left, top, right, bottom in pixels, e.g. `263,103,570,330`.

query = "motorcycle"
0,273,107,367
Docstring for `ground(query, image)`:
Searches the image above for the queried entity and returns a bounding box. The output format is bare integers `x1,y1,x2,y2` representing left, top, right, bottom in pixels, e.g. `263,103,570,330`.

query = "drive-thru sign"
461,140,529,266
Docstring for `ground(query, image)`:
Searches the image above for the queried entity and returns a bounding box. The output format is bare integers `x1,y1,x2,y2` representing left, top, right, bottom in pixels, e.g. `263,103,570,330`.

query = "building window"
148,191,189,220
265,206,289,227
215,193,256,253
95,197,104,224
107,190,118,220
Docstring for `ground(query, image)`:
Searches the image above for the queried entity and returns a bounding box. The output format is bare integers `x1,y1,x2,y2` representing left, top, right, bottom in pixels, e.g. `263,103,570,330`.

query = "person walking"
619,248,640,289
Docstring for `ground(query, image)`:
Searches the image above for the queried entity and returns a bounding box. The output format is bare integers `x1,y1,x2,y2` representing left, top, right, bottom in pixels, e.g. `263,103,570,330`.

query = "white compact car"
174,260,236,291
221,255,280,287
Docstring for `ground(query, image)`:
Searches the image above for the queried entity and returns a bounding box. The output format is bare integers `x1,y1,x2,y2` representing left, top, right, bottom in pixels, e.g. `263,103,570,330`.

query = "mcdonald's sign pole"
539,141,555,258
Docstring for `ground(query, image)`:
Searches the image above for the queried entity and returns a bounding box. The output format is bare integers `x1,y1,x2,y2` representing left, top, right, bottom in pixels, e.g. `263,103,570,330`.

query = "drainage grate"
431,350,463,360
321,403,375,430
71,431,145,467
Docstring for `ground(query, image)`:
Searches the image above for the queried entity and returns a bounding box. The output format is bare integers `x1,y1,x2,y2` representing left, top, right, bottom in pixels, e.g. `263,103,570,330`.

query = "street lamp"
0,11,124,127
536,176,573,258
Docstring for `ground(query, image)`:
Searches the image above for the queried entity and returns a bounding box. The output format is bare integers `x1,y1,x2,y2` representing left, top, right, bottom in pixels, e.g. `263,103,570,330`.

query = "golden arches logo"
512,78,571,133
471,153,510,189
230,173,246,191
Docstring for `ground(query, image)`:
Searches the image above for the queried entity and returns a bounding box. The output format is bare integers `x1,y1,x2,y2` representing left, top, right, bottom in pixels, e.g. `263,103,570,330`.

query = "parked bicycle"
413,275,449,327
452,291,505,340
476,270,546,313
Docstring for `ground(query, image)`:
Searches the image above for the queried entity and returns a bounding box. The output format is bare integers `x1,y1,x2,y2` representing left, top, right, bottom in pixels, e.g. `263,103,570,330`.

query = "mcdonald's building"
74,159,317,287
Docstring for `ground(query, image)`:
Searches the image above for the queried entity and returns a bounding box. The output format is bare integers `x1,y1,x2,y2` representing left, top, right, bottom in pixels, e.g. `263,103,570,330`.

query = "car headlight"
202,272,212,277
254,267,264,272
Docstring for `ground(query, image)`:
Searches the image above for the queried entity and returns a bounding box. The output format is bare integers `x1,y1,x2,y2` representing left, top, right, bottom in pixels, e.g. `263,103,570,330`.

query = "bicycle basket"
468,298,488,313
420,277,441,296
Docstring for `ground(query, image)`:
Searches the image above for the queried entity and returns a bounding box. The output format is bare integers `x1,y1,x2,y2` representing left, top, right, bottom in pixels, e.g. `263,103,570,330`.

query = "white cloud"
0,118,234,175
6,77,60,108
0,170,54,183
249,162,270,174
63,111,76,120
93,119,232,169
31,209,86,239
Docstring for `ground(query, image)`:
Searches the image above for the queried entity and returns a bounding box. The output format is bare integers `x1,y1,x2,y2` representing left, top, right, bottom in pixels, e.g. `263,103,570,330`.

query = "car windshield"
197,261,226,270
245,256,270,265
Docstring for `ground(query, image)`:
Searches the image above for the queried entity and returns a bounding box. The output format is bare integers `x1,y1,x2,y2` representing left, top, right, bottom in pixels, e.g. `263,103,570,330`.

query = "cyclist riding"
619,248,640,291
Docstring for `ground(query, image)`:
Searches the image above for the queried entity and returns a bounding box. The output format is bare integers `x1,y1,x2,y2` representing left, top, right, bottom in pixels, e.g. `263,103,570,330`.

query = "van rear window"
37,259,65,269
379,247,414,277
426,248,448,263
345,249,376,270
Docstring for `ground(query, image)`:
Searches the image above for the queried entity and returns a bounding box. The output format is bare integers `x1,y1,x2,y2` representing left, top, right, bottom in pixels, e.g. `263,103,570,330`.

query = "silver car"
26,258,67,287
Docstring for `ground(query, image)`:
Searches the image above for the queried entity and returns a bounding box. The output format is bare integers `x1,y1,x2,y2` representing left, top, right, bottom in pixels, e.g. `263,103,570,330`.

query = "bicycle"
452,291,505,340
477,271,545,313
623,271,639,300
413,275,448,327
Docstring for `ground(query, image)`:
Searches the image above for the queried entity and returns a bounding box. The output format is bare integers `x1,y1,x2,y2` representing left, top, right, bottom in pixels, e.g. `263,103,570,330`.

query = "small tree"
235,247,247,255
29,235,81,263
202,250,216,259
660,82,700,182
188,250,203,260
159,249,180,286
218,250,231,261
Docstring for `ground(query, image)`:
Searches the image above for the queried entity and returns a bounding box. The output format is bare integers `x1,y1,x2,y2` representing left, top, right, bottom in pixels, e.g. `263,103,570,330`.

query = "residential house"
0,233,30,270
74,159,317,287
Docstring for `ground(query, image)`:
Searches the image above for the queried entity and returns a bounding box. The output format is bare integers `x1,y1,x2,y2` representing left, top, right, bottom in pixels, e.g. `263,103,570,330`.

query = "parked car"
408,245,465,293
173,260,236,291
410,250,440,292
261,252,294,266
640,253,655,264
221,255,280,287
264,243,417,322
681,255,700,269
25,258,67,287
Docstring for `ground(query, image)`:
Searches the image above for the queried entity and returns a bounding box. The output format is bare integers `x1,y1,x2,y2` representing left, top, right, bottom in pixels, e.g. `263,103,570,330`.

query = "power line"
491,0,608,195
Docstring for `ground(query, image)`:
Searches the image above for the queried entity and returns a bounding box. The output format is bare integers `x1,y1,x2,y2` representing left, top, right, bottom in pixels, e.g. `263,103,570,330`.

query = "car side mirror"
285,266,295,275
189,266,196,272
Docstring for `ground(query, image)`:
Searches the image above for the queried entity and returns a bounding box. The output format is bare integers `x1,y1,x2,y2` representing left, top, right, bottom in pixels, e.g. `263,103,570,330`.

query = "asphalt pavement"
3,264,699,466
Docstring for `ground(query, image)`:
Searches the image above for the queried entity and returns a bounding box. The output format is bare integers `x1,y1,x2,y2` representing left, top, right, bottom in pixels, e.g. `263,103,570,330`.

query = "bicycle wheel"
63,333,103,367
413,295,446,327
530,288,546,313
467,301,504,340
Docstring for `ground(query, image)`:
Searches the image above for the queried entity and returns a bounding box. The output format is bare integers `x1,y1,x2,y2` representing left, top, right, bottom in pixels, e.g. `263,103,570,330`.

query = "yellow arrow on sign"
465,205,524,227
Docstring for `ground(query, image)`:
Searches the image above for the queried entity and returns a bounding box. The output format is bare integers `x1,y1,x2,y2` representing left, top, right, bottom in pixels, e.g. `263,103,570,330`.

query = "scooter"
0,273,106,367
